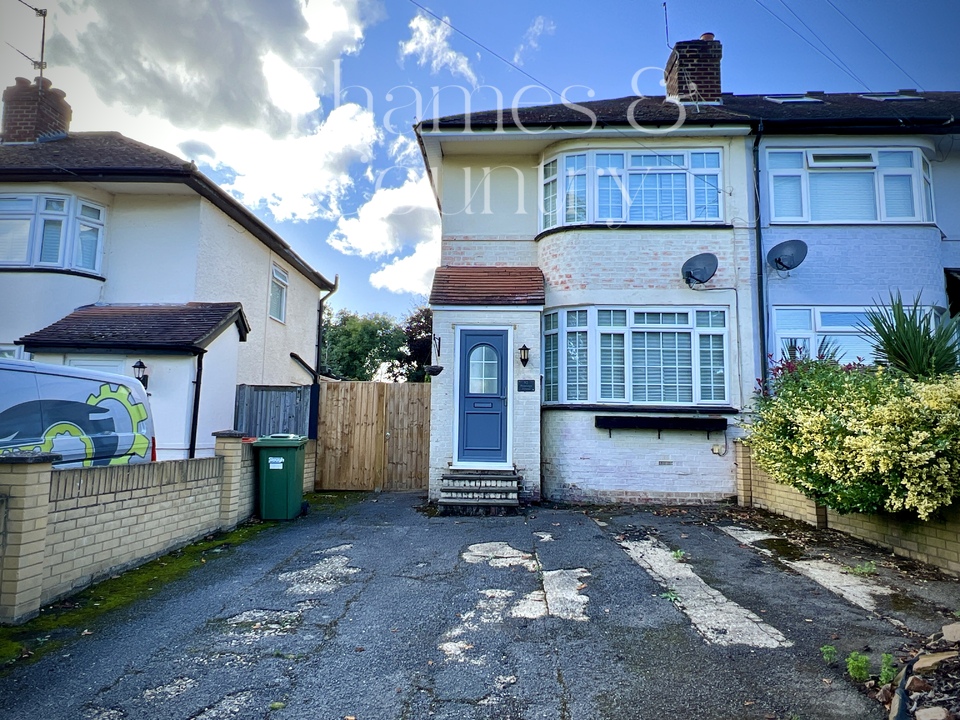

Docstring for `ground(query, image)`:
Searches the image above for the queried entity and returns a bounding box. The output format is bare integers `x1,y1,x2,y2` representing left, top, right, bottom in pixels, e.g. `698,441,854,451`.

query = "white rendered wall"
0,273,102,348
429,308,542,501
195,200,320,386
195,326,242,457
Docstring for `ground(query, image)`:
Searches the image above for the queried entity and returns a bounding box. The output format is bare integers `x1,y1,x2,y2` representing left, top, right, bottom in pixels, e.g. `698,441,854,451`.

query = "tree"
391,306,433,382
323,309,405,381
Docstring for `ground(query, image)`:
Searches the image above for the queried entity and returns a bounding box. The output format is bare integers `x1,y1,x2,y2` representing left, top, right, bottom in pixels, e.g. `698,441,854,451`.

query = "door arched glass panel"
468,344,499,394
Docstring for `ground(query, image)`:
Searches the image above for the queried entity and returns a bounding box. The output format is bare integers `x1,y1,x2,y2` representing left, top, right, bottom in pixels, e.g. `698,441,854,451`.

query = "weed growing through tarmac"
671,549,687,562
851,561,878,576
879,653,897,685
660,590,681,604
846,651,871,682
820,644,838,664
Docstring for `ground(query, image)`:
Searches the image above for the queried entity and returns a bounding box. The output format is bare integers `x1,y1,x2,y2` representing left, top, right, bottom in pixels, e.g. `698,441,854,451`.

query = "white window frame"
767,147,933,224
543,305,729,407
543,312,559,402
772,306,881,364
269,264,289,323
540,148,724,231
0,193,106,272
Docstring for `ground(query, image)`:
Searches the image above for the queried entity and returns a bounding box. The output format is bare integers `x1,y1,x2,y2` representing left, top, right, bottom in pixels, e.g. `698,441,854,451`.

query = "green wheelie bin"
253,434,308,520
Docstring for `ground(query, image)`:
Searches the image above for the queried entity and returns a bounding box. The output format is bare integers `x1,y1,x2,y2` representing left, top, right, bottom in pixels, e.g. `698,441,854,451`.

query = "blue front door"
458,330,508,463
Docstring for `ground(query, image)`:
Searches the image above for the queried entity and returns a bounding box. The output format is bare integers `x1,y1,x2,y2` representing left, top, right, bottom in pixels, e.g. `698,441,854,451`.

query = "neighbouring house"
0,76,338,459
417,34,960,506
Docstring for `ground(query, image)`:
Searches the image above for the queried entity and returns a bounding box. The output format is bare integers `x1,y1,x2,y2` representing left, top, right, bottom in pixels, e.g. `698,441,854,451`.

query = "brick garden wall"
0,434,262,623
736,441,960,576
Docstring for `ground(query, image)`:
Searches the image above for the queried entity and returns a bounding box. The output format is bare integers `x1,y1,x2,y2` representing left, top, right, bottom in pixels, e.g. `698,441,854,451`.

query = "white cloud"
399,13,477,87
388,134,422,167
262,51,321,117
513,16,556,66
218,103,382,222
327,172,438,257
369,235,440,295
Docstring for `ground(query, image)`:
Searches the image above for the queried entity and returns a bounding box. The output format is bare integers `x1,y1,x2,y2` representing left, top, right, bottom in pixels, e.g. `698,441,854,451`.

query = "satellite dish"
767,239,808,271
681,252,718,287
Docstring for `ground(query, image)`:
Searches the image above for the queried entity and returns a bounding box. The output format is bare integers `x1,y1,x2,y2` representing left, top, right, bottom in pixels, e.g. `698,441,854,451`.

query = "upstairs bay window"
541,149,723,231
768,148,934,223
0,194,105,273
543,306,729,406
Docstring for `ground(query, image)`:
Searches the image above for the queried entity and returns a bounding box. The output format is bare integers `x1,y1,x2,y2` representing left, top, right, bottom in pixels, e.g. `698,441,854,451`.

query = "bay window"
541,149,723,231
767,148,934,223
543,306,729,406
0,193,106,273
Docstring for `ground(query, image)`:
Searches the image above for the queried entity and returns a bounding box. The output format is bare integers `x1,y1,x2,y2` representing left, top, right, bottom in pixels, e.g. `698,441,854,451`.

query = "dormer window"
540,149,723,231
0,193,105,273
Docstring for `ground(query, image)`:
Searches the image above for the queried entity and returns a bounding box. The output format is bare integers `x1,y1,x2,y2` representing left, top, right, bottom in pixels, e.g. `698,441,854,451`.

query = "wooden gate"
316,382,430,491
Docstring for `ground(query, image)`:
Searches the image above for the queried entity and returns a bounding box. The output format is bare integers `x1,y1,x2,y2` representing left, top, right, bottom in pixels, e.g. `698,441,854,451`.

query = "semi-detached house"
416,34,960,506
0,77,337,460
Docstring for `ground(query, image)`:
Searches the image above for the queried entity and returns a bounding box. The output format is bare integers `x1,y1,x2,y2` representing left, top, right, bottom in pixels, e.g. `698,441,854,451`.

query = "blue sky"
1,0,958,318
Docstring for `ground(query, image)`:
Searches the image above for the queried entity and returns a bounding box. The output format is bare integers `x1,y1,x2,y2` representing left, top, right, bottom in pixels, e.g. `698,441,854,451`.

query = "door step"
438,472,522,508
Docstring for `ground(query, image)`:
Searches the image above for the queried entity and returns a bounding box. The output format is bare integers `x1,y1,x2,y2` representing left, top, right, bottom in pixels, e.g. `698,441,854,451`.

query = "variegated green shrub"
746,359,960,520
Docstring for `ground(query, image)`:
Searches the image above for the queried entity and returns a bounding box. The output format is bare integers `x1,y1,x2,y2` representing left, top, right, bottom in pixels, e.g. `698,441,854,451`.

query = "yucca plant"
859,292,960,379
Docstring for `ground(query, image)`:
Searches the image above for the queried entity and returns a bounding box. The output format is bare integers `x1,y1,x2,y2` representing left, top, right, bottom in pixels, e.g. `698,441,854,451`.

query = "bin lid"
253,433,308,446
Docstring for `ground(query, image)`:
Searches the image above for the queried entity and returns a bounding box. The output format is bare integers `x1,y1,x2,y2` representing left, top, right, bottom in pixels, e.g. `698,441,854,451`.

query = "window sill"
0,266,105,281
535,222,733,242
542,403,738,414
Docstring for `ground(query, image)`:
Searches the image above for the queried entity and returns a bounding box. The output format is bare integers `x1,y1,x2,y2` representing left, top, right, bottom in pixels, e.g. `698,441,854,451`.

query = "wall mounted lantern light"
133,359,149,389
519,344,530,367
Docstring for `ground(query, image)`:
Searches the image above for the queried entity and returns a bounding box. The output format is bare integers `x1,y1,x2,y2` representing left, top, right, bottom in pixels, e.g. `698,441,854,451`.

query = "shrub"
860,292,960,379
746,358,960,520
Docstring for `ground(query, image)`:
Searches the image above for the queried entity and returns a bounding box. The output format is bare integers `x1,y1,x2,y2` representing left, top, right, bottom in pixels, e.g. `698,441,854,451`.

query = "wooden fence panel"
316,382,430,492
384,383,430,491
235,385,311,437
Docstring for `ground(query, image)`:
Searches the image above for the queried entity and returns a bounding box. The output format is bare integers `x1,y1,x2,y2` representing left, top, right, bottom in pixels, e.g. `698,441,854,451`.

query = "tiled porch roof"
429,266,545,306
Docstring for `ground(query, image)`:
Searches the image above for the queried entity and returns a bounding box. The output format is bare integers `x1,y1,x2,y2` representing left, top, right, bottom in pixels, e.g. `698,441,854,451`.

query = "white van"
0,358,156,467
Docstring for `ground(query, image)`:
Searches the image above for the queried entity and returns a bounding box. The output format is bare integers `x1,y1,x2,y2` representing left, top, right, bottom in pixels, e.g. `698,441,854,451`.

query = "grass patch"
304,491,368,513
0,519,273,672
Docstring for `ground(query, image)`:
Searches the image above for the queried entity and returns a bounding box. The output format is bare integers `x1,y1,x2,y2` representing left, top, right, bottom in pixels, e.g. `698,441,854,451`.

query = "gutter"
753,121,768,389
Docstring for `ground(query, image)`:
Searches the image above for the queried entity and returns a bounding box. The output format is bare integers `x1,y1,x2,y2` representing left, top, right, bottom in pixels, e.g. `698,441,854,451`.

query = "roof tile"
430,266,544,306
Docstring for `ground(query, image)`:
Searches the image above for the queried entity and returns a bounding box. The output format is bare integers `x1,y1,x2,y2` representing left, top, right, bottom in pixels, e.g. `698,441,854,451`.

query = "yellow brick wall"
303,439,317,494
42,457,224,604
737,441,960,576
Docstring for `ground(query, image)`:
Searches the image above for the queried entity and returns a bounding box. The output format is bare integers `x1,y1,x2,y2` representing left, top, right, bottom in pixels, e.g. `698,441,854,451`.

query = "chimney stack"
664,33,722,103
2,76,72,143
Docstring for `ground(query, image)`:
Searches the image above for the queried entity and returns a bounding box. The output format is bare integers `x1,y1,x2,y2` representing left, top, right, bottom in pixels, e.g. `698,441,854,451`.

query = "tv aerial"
681,252,718,287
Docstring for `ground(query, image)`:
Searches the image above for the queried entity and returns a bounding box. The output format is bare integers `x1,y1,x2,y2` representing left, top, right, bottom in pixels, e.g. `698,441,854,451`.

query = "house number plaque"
517,380,536,392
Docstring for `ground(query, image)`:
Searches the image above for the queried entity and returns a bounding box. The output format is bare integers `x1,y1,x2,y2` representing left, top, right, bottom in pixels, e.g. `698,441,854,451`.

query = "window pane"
0,197,35,212
543,159,557,178
819,311,869,329
924,177,934,221
600,333,625,400
39,219,62,263
699,334,726,401
768,152,804,169
43,198,66,212
775,308,812,331
75,224,100,270
566,331,588,400
879,151,913,168
694,174,720,219
695,310,725,328
565,174,586,223
598,309,627,327
565,154,586,172
810,172,877,221
0,218,31,262
628,172,687,222
272,266,288,284
780,337,810,360
597,175,622,220
269,280,286,321
469,345,499,394
567,309,587,327
821,334,874,363
883,175,915,218
79,204,102,221
544,333,558,401
691,152,720,169
632,331,693,403
772,175,803,217
543,312,558,332
634,311,688,326
543,177,557,227
596,153,624,170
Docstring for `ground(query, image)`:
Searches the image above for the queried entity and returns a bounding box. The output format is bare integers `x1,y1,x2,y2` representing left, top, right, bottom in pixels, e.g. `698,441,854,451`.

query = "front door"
457,329,508,463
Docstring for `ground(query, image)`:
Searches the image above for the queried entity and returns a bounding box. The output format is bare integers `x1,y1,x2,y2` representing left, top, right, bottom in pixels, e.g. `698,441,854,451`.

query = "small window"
269,265,289,322
764,95,824,104
860,93,922,102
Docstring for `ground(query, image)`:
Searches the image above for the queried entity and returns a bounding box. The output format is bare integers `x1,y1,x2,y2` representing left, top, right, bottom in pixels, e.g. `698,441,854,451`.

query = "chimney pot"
700,32,715,41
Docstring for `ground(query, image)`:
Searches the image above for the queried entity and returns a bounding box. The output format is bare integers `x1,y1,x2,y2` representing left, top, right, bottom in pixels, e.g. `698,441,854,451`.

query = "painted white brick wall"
542,411,740,503
429,308,542,500
441,237,538,266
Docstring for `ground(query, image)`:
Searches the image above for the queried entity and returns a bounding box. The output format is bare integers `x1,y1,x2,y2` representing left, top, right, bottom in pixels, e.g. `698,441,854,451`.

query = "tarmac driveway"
3,492,952,720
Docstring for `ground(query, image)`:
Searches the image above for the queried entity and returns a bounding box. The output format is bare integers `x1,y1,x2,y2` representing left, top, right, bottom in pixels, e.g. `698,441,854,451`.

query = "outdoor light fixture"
133,359,149,389
519,344,530,367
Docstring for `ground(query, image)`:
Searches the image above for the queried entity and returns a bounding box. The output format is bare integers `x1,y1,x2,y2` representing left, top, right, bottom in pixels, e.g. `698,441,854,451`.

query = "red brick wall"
1,76,72,142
